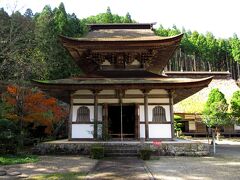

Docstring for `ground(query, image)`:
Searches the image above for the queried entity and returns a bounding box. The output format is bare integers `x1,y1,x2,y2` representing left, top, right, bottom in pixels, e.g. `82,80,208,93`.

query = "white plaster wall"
72,124,93,138
99,90,115,95
73,99,94,104
125,89,143,95
149,124,172,138
74,90,92,95
122,98,144,103
148,98,170,104
140,105,171,122
98,99,119,103
140,124,145,138
149,89,168,95
234,125,240,130
72,105,102,122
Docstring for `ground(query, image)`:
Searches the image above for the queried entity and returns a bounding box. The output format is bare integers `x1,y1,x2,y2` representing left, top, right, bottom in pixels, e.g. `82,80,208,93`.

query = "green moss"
29,172,86,180
0,154,39,165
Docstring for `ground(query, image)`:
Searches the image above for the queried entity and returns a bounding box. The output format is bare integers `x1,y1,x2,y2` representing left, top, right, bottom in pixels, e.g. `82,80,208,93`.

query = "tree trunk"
212,129,216,155
193,53,196,71
216,127,220,141
208,62,211,71
237,62,240,80
184,53,187,71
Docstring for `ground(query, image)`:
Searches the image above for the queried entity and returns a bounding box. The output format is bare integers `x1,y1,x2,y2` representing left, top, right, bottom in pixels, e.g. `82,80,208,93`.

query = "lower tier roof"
33,76,212,104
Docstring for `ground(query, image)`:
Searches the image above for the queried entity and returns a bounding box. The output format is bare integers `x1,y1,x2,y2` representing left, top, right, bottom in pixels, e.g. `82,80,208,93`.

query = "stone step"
103,145,141,149
105,149,138,154
105,152,138,157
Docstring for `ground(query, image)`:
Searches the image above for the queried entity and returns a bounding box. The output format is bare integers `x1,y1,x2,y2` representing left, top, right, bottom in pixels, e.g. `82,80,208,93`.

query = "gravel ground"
0,155,97,179
1,139,240,179
146,144,240,180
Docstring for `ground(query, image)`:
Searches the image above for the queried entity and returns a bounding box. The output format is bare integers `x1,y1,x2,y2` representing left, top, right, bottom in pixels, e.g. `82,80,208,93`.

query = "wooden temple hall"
34,23,212,141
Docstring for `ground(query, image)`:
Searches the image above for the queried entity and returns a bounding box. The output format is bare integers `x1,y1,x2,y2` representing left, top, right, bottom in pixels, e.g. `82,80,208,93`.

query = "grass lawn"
0,154,39,165
29,172,86,180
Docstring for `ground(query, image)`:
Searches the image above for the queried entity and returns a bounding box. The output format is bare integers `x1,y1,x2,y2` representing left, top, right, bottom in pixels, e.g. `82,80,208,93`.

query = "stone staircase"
103,143,142,157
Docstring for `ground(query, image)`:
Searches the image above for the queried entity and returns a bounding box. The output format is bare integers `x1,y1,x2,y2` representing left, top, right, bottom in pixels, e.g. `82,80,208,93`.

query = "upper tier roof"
60,23,183,76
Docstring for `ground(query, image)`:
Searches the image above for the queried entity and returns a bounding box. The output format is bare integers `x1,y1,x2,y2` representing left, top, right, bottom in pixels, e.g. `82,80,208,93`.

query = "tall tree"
124,12,133,23
202,88,230,154
230,91,240,124
0,8,41,82
34,4,81,79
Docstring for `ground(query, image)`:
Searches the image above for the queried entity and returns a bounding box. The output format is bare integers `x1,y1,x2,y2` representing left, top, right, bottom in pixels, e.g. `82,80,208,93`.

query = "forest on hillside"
0,2,240,82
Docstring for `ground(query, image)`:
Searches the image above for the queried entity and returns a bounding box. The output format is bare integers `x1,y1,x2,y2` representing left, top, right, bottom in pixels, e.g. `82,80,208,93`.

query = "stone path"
86,157,154,180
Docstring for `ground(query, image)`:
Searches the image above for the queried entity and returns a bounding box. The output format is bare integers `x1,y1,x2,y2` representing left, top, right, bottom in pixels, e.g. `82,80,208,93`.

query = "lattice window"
152,106,166,122
76,106,90,122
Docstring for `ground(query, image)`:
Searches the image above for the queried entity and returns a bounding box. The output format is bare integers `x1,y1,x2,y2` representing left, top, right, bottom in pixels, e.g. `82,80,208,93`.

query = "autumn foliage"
3,85,68,134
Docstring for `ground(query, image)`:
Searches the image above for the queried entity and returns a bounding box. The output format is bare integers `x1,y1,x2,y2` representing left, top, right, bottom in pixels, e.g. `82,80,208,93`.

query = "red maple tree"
3,85,68,134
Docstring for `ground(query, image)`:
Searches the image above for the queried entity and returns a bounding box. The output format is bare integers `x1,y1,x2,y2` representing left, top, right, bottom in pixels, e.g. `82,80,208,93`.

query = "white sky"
0,0,239,38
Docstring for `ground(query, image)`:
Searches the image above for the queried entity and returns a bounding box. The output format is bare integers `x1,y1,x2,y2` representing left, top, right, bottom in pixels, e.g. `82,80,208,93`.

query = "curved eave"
59,34,183,47
32,76,212,90
32,76,212,104
59,34,183,75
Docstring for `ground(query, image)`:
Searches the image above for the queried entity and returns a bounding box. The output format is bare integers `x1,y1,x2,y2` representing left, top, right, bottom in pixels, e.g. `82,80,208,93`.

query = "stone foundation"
33,140,209,156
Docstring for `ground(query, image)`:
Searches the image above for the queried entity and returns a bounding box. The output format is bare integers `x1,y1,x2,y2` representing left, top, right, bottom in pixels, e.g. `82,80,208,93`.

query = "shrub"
90,145,104,159
0,119,18,154
139,148,153,160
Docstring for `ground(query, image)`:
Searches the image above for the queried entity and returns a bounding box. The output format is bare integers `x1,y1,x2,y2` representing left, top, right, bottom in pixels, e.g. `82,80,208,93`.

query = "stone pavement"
86,157,154,180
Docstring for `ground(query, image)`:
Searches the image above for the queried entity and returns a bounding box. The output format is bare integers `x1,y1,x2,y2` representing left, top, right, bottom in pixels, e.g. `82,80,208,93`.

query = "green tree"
229,34,240,63
0,8,41,81
230,91,240,124
34,4,81,79
202,88,230,154
103,7,113,23
124,12,132,23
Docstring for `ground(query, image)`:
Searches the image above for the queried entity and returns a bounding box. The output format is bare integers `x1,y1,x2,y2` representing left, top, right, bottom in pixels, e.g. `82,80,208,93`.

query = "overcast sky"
0,0,239,38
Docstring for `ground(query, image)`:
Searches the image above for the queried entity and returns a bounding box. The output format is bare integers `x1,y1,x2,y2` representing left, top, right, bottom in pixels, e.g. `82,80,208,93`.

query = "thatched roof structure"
171,72,240,113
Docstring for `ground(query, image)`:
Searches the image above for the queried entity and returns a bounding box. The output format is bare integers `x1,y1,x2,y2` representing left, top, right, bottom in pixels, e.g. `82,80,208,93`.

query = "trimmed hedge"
90,145,104,159
139,148,153,160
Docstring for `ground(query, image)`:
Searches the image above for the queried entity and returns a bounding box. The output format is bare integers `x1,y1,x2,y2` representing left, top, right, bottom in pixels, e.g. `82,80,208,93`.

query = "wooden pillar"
168,90,175,140
103,103,108,140
118,90,124,141
143,90,150,140
68,94,73,140
135,104,140,139
93,90,100,140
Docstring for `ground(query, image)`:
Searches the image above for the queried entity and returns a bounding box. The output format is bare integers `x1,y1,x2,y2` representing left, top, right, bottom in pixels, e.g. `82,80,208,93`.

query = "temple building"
33,23,212,141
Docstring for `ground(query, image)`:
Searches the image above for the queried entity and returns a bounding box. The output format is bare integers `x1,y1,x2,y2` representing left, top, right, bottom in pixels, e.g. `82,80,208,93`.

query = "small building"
33,23,212,141
170,71,240,137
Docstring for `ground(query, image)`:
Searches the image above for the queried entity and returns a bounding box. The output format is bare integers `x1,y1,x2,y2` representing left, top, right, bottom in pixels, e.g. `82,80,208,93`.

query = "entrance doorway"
108,105,135,139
